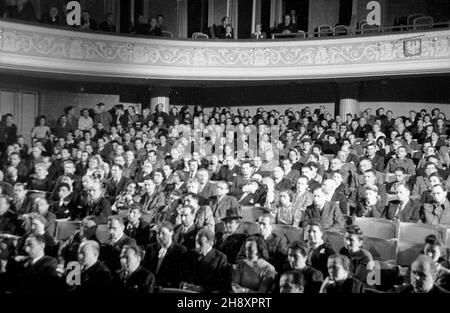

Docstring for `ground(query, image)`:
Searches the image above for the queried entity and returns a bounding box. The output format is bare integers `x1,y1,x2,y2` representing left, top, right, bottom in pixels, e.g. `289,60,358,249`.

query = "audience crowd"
1,100,450,294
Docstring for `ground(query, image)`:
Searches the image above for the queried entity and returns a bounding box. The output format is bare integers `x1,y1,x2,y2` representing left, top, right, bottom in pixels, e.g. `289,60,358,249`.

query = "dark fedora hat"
221,207,243,222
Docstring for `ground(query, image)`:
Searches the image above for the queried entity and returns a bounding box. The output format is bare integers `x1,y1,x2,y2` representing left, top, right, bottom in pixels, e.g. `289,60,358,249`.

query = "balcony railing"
0,19,450,81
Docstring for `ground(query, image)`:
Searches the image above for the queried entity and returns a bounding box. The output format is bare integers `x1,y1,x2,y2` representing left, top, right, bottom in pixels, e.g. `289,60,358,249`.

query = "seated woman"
339,225,374,283
232,236,277,293
319,254,365,293
112,181,140,213
274,190,302,227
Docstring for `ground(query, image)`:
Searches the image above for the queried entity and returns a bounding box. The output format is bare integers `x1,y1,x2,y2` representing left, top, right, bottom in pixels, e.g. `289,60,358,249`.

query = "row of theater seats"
192,14,443,40
51,208,450,266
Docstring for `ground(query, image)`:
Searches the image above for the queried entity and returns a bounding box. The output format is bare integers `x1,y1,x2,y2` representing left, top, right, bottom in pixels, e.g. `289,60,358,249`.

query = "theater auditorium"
1,0,450,294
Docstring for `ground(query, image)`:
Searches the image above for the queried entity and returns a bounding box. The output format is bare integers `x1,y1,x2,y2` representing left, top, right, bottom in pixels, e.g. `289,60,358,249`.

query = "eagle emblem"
404,39,421,57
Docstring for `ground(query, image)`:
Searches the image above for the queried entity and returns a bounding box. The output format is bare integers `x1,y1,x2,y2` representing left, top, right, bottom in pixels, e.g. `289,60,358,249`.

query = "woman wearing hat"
232,235,277,293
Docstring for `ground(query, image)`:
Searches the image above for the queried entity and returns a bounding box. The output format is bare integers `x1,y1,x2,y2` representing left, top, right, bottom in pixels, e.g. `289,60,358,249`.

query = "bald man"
72,240,113,293
396,255,449,293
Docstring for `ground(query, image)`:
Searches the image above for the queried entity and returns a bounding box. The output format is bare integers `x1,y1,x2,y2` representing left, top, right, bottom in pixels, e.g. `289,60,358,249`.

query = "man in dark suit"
208,182,240,222
396,255,449,293
173,205,199,250
237,180,263,206
12,183,33,216
105,164,129,203
124,204,152,248
101,216,136,273
197,169,216,205
304,221,336,278
18,234,62,293
83,183,111,224
139,179,166,220
73,240,114,293
181,229,231,293
366,143,385,172
215,208,247,265
273,166,292,192
276,14,298,34
230,161,253,198
218,155,241,182
116,245,155,294
384,184,421,222
0,195,17,235
301,188,345,233
143,221,187,289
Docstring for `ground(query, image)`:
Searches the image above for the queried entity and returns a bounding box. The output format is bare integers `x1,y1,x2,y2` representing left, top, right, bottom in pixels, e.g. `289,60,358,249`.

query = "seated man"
386,166,411,196
143,221,186,289
50,182,78,220
384,184,420,222
273,166,292,192
0,195,17,235
302,188,344,233
181,229,230,293
82,182,111,224
173,205,199,250
385,146,416,179
73,240,114,293
215,208,247,265
12,183,33,216
139,179,166,218
282,241,323,293
124,204,152,248
208,182,240,222
101,216,136,273
183,192,215,234
421,184,450,226
396,255,449,293
339,225,374,283
304,221,335,278
18,234,62,293
34,198,56,237
354,185,385,218
116,245,155,294
355,169,387,205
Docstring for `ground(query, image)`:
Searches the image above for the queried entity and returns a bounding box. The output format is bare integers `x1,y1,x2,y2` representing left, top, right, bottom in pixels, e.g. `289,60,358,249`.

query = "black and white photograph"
0,0,450,306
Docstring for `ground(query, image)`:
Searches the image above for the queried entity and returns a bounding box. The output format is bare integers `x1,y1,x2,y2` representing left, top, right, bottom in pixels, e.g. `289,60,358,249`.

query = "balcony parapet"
0,20,450,81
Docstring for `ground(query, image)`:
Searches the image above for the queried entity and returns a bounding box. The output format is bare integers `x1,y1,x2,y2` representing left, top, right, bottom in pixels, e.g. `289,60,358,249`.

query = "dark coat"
105,176,130,202
173,224,199,251
302,202,345,233
308,242,336,278
143,243,187,288
101,235,137,273
182,248,231,293
208,195,240,222
116,266,155,294
383,200,421,222
73,261,114,294
18,256,63,294
0,209,18,235
124,219,152,248
323,276,365,293
83,197,111,224
215,232,248,265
